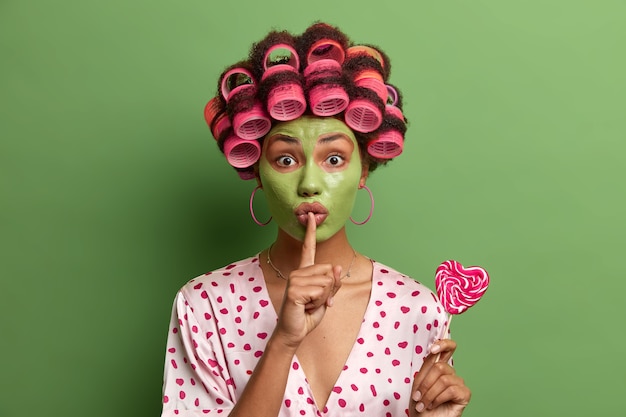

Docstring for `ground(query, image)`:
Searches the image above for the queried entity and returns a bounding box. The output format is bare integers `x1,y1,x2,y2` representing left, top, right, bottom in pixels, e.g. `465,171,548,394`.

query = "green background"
1,1,625,416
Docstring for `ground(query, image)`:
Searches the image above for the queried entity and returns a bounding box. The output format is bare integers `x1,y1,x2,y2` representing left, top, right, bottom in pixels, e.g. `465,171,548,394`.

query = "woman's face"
258,116,367,242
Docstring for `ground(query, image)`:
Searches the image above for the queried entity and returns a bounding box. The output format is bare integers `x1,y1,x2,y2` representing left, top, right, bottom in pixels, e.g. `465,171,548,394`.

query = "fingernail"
415,402,425,413
327,296,334,307
412,390,421,402
431,344,441,354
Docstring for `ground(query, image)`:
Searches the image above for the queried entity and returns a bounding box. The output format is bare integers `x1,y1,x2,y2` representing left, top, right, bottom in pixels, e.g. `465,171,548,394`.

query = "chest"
281,292,425,414
295,298,367,405
267,278,372,408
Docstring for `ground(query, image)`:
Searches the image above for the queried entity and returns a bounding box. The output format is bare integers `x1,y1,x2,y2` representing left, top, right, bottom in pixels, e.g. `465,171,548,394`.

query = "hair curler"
262,44,306,121
344,88,384,133
204,97,222,128
306,39,345,64
367,129,404,159
204,97,232,141
346,45,390,80
221,67,271,140
303,39,349,117
223,134,261,168
211,112,232,141
304,60,349,116
386,84,399,106
343,52,387,133
353,70,387,102
366,101,405,159
346,45,385,68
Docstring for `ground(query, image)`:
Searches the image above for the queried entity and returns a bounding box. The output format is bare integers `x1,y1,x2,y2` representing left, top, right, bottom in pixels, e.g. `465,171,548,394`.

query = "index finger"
299,212,316,268
413,339,457,388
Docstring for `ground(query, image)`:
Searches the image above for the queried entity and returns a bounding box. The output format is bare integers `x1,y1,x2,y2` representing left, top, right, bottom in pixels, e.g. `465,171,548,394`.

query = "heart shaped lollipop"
435,260,490,315
433,260,489,362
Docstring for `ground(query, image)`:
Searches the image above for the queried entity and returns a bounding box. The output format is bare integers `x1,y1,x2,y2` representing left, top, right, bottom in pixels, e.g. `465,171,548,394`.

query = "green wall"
1,1,625,416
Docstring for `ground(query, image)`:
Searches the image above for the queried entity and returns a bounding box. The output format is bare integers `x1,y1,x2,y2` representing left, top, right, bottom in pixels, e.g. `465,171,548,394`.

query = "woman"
161,23,471,416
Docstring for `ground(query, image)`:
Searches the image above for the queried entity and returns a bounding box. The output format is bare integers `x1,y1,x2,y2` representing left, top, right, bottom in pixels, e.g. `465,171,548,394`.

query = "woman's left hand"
409,339,471,416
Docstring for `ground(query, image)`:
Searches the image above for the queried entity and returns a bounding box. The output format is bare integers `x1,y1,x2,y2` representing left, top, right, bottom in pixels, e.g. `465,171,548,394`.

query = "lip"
295,202,329,226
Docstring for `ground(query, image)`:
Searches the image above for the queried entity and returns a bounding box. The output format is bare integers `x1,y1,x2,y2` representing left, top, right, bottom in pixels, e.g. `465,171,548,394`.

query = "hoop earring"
350,185,374,225
249,186,272,226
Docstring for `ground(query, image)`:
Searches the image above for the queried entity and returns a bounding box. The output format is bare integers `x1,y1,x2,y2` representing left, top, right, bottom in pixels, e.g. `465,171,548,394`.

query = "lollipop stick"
434,315,452,363
433,260,490,363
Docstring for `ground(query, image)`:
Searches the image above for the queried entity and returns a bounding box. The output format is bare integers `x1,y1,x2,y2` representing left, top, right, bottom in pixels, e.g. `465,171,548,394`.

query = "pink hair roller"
306,39,345,65
344,68,386,133
232,101,272,140
221,68,272,140
266,83,306,121
367,130,403,159
384,85,404,122
263,43,300,70
386,84,399,106
354,76,387,103
223,135,261,168
305,60,349,116
211,112,232,141
385,103,404,120
204,98,232,140
366,103,405,159
262,44,306,121
344,99,383,133
303,57,348,116
304,59,342,81
204,97,221,127
308,85,350,116
221,68,256,102
346,45,385,68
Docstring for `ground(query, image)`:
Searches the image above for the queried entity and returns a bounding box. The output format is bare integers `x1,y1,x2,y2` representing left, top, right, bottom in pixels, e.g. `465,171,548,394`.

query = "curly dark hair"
204,22,407,179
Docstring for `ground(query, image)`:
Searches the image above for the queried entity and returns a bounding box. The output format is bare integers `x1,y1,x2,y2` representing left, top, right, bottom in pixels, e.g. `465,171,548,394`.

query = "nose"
297,162,322,197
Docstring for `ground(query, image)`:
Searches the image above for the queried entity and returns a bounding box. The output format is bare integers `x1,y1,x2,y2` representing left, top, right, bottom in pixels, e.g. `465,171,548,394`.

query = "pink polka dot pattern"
161,256,447,416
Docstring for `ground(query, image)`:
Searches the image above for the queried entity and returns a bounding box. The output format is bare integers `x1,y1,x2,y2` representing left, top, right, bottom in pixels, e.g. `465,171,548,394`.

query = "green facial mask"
258,116,364,242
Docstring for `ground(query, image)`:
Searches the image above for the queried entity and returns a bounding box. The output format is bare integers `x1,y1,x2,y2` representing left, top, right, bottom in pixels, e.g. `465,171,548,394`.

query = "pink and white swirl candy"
435,260,489,315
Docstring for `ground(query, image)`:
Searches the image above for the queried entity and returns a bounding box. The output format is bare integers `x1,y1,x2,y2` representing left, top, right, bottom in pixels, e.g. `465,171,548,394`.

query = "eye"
276,155,296,167
325,154,345,167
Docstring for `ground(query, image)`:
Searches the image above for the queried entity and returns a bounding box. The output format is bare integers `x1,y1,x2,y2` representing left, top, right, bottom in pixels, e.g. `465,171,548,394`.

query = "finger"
299,212,316,268
430,339,457,364
412,354,437,391
288,275,336,309
412,339,458,403
426,377,471,411
411,361,439,406
326,265,343,307
415,362,456,408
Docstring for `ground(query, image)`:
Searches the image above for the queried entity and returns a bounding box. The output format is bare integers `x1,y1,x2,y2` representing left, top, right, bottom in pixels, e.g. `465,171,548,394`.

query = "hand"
410,339,471,417
273,212,343,348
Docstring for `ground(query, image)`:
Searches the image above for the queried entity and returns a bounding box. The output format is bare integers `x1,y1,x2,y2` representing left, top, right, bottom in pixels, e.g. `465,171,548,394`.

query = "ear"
359,164,369,189
254,163,263,188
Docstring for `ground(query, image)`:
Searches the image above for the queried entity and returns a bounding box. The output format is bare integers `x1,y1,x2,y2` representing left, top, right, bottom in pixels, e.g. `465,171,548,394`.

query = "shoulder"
370,260,448,337
178,255,264,303
372,261,434,293
371,260,443,308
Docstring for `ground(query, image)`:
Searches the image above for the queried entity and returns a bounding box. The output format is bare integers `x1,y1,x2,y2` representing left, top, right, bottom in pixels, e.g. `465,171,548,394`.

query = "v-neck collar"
252,256,378,414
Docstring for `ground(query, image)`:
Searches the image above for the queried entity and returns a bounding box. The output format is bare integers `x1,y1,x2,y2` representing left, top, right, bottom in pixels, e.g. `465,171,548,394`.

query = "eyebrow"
268,133,350,145
268,135,299,145
318,133,350,144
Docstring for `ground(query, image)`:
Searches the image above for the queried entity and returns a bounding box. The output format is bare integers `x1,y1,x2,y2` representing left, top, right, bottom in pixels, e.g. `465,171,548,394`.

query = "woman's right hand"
273,212,343,349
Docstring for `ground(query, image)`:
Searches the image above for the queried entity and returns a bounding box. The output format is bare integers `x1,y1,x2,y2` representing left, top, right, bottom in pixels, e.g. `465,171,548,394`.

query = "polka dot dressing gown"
161,255,448,416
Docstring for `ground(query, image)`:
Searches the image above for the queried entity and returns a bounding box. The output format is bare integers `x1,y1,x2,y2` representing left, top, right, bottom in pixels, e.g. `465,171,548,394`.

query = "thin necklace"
266,244,357,281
